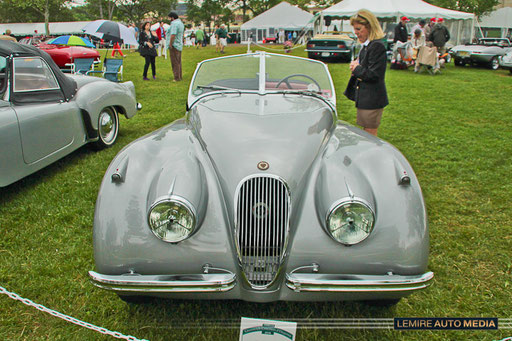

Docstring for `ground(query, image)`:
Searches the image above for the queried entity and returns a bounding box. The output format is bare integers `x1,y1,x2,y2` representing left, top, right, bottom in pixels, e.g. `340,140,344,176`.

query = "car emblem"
252,202,269,219
257,161,269,171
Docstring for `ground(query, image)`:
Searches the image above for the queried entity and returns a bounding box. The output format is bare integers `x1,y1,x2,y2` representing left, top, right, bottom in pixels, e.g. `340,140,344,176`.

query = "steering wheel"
276,74,321,91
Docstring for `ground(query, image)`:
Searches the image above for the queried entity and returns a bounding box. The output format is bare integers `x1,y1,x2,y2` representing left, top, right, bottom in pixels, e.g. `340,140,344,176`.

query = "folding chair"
103,58,123,82
416,46,438,74
87,58,123,82
66,58,95,75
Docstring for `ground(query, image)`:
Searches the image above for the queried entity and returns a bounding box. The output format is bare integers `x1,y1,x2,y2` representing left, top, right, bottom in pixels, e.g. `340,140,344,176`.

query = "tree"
0,0,74,34
233,0,280,18
425,0,499,17
186,0,233,32
115,0,177,25
287,0,334,12
72,0,118,21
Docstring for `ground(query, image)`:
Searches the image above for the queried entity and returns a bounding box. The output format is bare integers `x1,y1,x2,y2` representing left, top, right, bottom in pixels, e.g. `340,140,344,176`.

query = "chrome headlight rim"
147,195,197,243
325,197,375,246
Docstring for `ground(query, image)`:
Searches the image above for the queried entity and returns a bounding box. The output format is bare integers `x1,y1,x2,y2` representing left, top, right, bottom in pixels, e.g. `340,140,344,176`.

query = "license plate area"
321,52,330,57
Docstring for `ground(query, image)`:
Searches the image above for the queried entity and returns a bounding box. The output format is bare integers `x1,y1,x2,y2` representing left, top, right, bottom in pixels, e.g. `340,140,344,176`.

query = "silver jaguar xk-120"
90,52,433,304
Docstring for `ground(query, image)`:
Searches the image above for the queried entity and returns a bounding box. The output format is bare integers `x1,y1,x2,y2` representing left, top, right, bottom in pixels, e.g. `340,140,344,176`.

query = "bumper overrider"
89,268,433,294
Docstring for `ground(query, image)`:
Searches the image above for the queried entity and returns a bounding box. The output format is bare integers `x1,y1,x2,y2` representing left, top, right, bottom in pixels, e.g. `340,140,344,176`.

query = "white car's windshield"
189,52,335,106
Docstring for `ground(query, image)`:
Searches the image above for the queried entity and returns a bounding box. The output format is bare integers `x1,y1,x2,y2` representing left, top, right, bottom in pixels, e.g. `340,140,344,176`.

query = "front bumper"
306,50,351,59
89,270,433,295
89,270,236,293
286,272,434,292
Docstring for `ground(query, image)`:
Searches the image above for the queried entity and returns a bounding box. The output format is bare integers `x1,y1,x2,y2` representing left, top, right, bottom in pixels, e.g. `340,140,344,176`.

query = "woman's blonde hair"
350,9,385,41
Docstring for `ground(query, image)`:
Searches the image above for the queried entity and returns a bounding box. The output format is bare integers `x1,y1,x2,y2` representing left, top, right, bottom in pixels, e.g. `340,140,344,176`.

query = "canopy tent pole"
475,17,483,39
320,12,324,34
456,20,462,45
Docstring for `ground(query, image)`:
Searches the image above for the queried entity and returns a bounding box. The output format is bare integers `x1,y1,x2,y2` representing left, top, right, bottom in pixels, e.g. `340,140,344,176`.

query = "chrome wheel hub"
99,111,115,143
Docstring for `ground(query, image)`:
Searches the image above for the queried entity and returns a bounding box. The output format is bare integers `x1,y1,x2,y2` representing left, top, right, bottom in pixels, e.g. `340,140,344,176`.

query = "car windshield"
189,52,335,106
478,38,510,46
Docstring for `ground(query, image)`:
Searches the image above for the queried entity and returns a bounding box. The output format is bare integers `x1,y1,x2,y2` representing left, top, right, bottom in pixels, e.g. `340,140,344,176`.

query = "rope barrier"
0,285,149,341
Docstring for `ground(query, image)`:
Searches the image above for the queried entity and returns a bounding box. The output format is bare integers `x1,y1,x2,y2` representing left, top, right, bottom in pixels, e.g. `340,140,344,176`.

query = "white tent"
241,1,313,43
318,0,475,45
321,0,474,20
478,7,512,38
0,22,93,37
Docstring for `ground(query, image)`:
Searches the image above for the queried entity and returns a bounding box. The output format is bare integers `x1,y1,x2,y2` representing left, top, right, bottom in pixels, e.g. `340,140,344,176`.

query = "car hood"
189,93,335,203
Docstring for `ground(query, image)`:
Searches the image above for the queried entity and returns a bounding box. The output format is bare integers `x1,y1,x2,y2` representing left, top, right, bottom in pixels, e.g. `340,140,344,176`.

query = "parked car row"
2,40,437,305
306,34,512,73
18,35,101,69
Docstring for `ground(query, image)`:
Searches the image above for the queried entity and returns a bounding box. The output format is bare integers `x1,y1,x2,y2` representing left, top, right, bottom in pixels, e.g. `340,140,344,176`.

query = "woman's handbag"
344,76,358,101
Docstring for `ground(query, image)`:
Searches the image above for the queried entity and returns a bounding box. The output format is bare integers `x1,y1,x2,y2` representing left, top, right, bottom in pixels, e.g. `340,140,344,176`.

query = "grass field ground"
1,44,511,340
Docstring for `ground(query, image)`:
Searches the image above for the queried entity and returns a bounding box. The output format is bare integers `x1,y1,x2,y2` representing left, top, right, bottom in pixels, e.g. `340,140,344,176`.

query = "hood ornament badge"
257,161,269,171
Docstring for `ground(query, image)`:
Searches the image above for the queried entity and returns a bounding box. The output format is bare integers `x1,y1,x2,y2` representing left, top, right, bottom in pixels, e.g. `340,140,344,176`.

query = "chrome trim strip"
89,271,236,293
305,49,351,53
286,271,434,292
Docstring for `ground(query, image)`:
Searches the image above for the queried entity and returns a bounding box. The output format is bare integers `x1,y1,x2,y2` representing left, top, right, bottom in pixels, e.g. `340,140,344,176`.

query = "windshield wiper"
280,89,325,96
196,85,241,93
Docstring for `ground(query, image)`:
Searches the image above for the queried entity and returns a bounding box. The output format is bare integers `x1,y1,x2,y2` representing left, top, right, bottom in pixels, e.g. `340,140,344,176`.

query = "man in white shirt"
411,20,426,38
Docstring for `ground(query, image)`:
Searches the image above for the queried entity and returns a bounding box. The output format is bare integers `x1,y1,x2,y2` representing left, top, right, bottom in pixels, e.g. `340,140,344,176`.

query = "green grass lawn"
1,44,511,340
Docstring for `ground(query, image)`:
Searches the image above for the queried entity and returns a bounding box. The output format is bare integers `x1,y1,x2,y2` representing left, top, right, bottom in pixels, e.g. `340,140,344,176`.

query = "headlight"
148,197,196,243
326,199,375,245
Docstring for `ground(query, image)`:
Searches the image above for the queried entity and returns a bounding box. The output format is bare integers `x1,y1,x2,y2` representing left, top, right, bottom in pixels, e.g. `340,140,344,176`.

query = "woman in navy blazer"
344,10,388,136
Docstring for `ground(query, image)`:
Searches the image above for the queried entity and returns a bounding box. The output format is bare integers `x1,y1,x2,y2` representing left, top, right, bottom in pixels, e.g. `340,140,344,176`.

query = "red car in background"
19,36,100,69
262,37,277,44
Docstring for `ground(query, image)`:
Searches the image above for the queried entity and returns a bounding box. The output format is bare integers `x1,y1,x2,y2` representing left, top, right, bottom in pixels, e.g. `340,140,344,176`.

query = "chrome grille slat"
235,175,290,289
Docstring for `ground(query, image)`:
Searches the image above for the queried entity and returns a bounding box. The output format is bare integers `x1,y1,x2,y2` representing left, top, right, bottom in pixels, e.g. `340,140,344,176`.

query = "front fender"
287,122,429,276
74,78,137,131
93,119,237,275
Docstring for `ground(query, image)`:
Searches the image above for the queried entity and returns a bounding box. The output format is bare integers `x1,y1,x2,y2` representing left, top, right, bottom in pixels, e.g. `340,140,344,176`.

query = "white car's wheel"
93,107,119,149
489,57,499,70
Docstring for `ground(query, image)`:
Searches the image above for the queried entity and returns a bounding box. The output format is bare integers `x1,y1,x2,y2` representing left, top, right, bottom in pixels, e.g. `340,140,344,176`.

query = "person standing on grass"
411,28,426,72
156,21,167,59
139,22,159,80
215,24,228,54
394,16,409,43
411,19,426,38
195,26,204,48
429,18,450,56
424,18,435,44
167,11,184,82
111,41,124,57
214,24,220,52
344,9,388,137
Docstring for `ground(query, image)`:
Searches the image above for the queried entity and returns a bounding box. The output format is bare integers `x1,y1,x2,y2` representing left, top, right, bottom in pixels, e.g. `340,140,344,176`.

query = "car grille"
235,175,290,289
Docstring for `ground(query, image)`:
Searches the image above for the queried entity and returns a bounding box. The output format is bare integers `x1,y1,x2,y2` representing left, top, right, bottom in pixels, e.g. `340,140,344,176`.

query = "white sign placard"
240,317,297,341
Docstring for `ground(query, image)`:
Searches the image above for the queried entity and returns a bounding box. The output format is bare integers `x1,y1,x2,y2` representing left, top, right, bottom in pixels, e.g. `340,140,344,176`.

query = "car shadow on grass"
121,297,397,330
